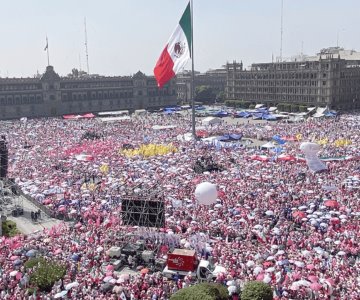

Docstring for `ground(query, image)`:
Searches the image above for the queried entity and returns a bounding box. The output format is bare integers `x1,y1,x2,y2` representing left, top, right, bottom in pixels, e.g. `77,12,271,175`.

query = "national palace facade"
226,47,360,110
0,66,178,120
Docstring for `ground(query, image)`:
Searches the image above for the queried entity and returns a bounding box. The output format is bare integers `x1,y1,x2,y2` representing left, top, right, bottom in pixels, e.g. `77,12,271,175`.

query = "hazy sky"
1,0,359,77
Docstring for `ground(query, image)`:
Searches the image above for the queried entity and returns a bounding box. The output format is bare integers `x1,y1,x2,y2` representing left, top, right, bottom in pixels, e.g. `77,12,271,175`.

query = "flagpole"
46,36,50,66
191,0,196,138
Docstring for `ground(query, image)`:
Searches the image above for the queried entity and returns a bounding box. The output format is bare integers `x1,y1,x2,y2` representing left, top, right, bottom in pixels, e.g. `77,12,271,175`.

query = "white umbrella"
272,228,281,235
265,210,274,216
65,282,79,290
9,271,18,277
337,251,346,256
253,266,263,275
263,275,271,283
228,285,237,294
54,291,68,299
310,220,318,226
266,267,275,272
226,280,235,286
246,260,255,268
214,203,223,208
314,248,324,255
325,237,332,242
294,261,304,268
276,250,285,256
297,279,311,287
298,206,307,210
253,224,263,229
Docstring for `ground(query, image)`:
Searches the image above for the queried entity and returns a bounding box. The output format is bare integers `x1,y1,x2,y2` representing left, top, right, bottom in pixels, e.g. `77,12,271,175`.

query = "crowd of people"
0,111,359,299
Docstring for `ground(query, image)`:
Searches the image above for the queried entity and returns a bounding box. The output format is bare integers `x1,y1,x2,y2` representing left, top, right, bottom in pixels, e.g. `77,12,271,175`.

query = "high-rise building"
226,47,360,110
0,66,178,120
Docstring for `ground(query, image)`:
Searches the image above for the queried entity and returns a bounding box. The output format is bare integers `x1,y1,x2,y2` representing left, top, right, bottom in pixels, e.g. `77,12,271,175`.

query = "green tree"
2,220,20,237
29,259,66,292
216,91,225,103
170,283,228,300
291,104,300,112
225,100,236,107
241,281,273,300
299,105,308,112
195,86,216,104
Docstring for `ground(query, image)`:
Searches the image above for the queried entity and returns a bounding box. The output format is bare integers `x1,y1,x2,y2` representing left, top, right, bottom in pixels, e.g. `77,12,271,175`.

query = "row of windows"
61,81,133,89
232,87,329,95
233,72,320,80
232,80,320,87
231,93,323,103
65,98,167,109
62,90,134,102
0,84,41,91
0,95,43,105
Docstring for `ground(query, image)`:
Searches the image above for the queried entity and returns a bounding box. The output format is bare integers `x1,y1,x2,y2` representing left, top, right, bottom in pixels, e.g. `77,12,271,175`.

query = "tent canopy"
261,141,276,148
202,117,221,126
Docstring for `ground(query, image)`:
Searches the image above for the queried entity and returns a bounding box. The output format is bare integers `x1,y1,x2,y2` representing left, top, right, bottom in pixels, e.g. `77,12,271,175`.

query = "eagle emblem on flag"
174,41,186,58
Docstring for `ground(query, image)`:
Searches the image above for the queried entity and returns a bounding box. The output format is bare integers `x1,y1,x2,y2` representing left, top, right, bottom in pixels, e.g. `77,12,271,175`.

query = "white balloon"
300,142,327,173
195,182,218,205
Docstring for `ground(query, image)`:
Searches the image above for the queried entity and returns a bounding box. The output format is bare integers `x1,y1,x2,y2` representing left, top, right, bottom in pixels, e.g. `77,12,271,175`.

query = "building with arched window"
0,66,177,120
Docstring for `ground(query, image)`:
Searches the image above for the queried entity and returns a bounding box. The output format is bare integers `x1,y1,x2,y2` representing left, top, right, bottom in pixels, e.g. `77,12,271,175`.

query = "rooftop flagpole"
190,0,196,138
44,36,50,66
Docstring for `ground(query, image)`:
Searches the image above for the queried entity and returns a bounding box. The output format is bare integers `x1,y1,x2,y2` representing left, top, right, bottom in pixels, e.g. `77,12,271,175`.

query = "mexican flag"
154,2,192,88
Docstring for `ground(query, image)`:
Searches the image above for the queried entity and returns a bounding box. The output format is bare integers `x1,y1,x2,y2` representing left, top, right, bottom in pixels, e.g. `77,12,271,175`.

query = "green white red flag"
154,2,192,88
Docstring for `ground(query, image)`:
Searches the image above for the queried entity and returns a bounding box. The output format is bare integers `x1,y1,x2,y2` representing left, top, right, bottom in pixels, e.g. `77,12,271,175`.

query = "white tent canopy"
261,141,276,149
313,106,329,118
202,117,221,126
152,125,177,130
99,116,131,122
134,109,147,115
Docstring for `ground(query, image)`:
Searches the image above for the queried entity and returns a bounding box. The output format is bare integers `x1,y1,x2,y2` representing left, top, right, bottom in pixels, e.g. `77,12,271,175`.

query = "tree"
195,86,216,104
170,283,228,300
216,91,225,103
71,68,79,78
291,104,300,112
29,259,66,292
241,281,273,300
2,220,20,237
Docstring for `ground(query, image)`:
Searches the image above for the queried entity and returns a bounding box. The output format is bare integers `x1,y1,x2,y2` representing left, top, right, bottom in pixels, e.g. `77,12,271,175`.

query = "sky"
0,0,359,78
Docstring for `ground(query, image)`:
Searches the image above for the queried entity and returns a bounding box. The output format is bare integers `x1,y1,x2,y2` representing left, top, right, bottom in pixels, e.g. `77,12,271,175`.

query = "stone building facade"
176,68,227,103
0,66,178,120
226,47,360,110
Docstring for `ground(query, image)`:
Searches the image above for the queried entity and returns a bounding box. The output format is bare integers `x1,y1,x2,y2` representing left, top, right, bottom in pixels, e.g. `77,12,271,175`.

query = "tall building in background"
0,66,178,120
226,47,360,110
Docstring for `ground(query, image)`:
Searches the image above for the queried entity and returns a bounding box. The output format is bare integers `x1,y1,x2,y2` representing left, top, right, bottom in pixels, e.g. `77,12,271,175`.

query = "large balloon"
300,142,327,173
195,182,217,205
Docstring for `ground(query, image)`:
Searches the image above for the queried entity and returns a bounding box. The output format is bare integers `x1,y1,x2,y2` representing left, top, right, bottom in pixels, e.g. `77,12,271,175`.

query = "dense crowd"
0,112,359,299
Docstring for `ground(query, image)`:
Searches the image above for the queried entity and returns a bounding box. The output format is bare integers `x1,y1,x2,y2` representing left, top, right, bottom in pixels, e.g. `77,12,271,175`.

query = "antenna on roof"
84,17,90,75
280,0,284,62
